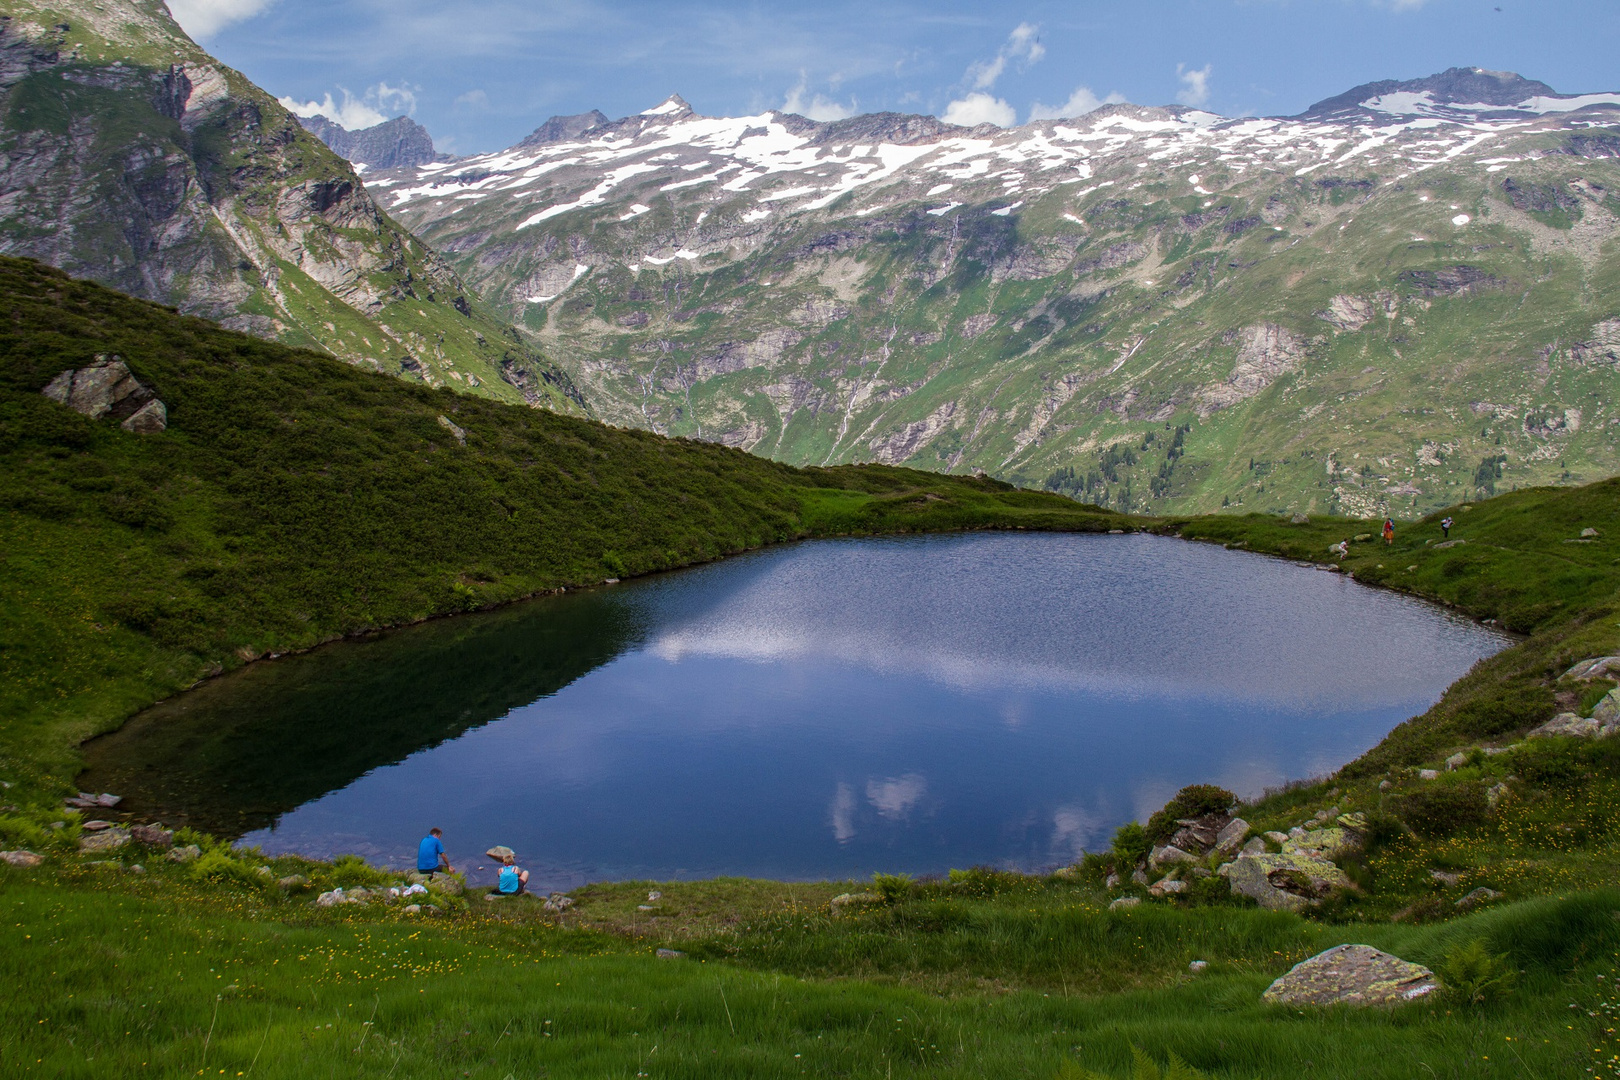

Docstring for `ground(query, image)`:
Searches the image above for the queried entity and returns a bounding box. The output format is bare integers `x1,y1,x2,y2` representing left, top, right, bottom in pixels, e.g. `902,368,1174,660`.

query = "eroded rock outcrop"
43,356,166,432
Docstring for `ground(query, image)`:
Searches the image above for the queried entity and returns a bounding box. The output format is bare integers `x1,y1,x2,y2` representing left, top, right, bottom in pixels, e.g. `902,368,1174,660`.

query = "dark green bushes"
1389,784,1489,838
1145,785,1236,845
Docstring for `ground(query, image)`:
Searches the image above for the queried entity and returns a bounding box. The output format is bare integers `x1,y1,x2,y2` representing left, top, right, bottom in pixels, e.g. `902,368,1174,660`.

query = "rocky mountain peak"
641,94,693,119
299,114,442,170
1300,66,1618,121
518,109,611,148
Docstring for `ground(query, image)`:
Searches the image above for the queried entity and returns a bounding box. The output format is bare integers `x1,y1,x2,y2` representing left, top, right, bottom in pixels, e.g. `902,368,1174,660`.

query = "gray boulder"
1283,827,1359,861
1149,844,1199,870
1528,703,1620,739
166,844,202,863
1594,689,1620,727
79,828,131,853
1456,886,1503,909
1149,878,1188,897
1564,655,1620,681
1108,897,1141,911
1212,817,1251,856
543,892,575,912
130,824,174,848
655,948,686,959
1,850,43,867
830,891,882,910
42,357,165,433
1262,944,1439,1006
1221,852,1352,912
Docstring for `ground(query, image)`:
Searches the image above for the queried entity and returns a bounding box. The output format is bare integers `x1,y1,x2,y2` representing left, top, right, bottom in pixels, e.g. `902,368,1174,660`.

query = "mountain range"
0,0,581,412
2,0,1616,518
360,67,1620,516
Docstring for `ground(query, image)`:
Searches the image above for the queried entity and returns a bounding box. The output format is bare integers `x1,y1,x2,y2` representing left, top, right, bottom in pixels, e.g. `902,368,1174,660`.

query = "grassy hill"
0,254,1125,799
2,260,1620,1078
0,0,581,411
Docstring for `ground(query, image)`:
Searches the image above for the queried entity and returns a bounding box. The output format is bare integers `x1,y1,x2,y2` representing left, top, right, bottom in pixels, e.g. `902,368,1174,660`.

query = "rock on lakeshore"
1221,852,1352,911
1529,701,1620,739
79,828,131,853
1262,944,1440,1006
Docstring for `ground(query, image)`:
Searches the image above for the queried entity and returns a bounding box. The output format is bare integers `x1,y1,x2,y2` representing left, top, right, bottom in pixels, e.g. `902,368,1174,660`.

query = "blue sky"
168,0,1620,154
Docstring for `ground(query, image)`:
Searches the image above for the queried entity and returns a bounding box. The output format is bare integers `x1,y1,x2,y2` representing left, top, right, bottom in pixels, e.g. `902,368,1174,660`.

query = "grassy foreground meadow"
3,256,1620,1076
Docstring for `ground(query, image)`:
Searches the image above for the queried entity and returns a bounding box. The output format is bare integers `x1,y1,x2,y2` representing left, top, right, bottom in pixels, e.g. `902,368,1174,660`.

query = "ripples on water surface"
82,534,1509,890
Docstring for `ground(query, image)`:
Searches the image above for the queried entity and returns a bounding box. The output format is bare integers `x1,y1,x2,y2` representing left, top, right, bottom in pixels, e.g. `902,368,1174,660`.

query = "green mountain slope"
379,88,1620,518
0,255,1122,790
0,0,581,412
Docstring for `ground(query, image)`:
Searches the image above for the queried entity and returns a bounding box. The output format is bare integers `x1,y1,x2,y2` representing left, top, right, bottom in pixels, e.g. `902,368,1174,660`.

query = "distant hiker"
417,827,452,877
497,853,530,896
1382,518,1395,546
1441,516,1453,539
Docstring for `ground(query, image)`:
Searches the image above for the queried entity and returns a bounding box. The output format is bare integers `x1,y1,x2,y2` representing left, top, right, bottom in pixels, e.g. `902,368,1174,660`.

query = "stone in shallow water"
1262,944,1439,1006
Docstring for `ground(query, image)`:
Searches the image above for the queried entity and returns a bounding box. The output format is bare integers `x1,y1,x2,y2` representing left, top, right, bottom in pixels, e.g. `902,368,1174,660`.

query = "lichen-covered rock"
1149,844,1199,870
1108,897,1141,911
543,892,575,912
43,357,159,425
1262,944,1439,1006
830,892,883,910
166,844,202,863
1149,878,1188,897
1,850,43,867
79,828,131,853
1529,709,1619,739
129,824,174,848
1456,886,1503,909
1213,817,1251,856
1283,827,1359,861
1221,852,1352,911
1564,656,1620,681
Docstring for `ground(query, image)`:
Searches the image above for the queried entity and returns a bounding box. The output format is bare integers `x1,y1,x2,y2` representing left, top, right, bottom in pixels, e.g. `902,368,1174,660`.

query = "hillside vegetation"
1,260,1620,1077
0,255,1124,798
0,0,581,410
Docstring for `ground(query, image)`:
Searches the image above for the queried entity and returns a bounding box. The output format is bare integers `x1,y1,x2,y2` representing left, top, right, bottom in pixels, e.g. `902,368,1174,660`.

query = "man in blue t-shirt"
417,827,452,877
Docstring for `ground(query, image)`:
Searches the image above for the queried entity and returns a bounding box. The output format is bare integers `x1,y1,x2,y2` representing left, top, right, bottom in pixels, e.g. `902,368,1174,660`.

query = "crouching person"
497,853,530,896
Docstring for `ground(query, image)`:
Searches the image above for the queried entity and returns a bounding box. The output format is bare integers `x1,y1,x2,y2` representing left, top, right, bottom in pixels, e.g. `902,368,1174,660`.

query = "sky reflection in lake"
190,533,1504,890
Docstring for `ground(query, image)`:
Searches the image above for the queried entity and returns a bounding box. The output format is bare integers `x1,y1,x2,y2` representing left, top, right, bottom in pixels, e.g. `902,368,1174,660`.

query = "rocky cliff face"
0,1,582,413
299,114,442,170
374,78,1620,517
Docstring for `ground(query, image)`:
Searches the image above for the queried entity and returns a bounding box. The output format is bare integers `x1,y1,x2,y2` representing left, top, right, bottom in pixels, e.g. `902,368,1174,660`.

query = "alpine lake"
80,533,1510,892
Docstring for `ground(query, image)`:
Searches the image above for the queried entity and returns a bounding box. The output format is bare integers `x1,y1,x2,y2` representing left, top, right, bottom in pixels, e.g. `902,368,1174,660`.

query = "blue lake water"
82,533,1509,891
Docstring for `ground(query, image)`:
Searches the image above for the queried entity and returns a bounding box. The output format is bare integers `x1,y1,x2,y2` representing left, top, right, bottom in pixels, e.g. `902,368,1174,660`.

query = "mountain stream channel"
80,533,1510,892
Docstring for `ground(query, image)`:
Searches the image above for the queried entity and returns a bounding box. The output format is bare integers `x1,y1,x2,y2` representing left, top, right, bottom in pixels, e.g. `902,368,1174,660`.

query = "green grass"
0,255,1126,803
1,862,1616,1078
7,257,1620,1077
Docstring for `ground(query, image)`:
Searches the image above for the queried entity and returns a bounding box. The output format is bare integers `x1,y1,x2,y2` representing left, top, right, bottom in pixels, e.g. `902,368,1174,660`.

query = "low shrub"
1439,939,1518,1006
1145,785,1235,845
1389,784,1489,838
871,872,913,905
1110,822,1150,868
188,848,271,891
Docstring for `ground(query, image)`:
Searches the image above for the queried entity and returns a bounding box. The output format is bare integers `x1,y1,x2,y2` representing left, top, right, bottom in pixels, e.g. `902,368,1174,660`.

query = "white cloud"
454,89,490,110
167,0,275,39
866,774,927,820
278,82,418,131
1029,85,1126,121
942,92,1016,128
1176,63,1213,107
968,21,1044,91
783,73,855,122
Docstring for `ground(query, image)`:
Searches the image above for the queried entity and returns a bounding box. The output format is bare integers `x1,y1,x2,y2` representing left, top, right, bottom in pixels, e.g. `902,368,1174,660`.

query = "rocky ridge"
379,74,1620,516
0,0,581,413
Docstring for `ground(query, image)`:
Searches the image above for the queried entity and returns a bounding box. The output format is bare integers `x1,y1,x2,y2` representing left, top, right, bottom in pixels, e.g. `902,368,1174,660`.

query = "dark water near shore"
82,533,1509,891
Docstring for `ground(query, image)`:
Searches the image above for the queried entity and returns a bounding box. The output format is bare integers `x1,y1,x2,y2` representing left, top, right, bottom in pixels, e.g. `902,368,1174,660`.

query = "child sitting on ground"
497,853,529,896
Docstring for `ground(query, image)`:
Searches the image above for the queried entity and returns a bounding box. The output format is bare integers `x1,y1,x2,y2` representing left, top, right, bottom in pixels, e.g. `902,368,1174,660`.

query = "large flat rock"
1263,944,1440,1006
